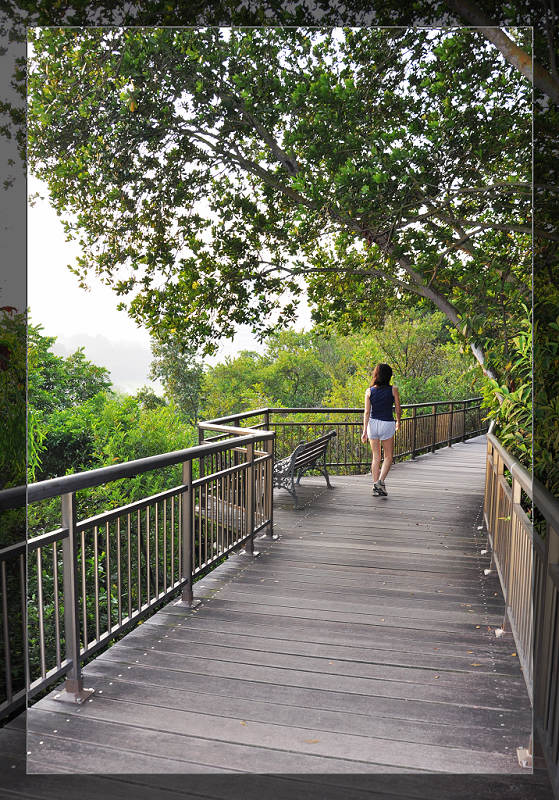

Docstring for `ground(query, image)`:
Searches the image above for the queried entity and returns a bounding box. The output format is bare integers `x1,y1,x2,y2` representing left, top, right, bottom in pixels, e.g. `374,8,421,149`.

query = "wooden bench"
273,430,337,509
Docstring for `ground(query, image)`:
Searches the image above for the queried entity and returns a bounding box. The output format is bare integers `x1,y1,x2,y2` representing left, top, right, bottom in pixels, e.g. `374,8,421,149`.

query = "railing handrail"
265,398,483,414
534,476,559,531
196,407,270,426
0,430,274,513
487,431,532,497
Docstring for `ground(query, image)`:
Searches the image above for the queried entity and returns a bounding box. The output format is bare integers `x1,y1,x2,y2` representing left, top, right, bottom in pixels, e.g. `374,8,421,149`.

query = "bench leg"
322,454,334,489
290,476,300,509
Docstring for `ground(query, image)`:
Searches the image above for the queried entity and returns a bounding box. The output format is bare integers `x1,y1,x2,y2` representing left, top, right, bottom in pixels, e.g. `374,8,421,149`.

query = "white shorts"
368,418,396,441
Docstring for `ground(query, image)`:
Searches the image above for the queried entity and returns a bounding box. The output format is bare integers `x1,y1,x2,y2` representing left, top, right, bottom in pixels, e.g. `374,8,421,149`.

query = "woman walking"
361,363,401,496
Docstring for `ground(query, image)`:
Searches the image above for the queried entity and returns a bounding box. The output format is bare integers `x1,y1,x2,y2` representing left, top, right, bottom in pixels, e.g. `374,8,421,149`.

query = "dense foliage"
162,312,481,420
28,27,531,394
0,308,26,547
28,328,194,535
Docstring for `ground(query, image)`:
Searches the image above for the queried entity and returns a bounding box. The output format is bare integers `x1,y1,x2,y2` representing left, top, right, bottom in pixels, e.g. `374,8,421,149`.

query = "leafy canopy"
28,27,531,388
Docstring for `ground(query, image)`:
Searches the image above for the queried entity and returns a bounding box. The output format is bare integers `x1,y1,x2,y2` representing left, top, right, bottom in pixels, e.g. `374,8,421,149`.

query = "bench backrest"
291,430,337,470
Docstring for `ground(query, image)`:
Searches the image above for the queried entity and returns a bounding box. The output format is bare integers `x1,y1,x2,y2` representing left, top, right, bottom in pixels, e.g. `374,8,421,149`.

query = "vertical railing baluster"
178,495,182,583
431,404,437,452
163,500,167,594
411,407,417,459
203,477,208,564
137,509,141,612
61,492,93,701
52,542,61,669
197,483,202,568
80,529,88,650
36,548,46,680
127,513,132,619
20,553,27,694
146,507,150,602
180,460,198,607
154,503,159,599
244,441,256,556
106,521,111,633
171,496,175,585
198,426,205,481
266,435,276,539
93,526,100,641
448,402,454,447
117,518,122,627
1,561,12,704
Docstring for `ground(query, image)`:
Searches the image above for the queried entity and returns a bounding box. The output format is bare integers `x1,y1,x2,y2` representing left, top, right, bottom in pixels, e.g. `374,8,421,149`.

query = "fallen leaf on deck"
304,739,320,744
471,663,482,667
511,652,517,657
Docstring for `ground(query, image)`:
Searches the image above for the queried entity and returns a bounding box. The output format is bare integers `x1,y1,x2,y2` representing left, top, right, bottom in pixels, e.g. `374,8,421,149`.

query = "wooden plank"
26,707,423,775
92,647,528,709
41,672,528,753
120,622,523,676
111,632,522,693
10,436,542,785
82,658,529,731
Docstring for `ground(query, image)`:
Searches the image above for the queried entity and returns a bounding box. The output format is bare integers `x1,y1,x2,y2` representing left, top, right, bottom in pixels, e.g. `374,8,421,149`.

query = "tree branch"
446,0,559,104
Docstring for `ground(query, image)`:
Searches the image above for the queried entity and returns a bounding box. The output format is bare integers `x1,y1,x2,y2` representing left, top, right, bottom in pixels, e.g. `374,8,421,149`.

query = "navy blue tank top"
370,385,394,421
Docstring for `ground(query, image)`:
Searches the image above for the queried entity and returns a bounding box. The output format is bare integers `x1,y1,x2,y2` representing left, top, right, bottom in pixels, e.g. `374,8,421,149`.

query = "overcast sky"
28,175,311,395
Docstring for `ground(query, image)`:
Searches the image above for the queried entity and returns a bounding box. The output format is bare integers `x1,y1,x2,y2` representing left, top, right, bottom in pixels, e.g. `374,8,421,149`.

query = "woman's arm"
362,388,371,442
393,386,401,431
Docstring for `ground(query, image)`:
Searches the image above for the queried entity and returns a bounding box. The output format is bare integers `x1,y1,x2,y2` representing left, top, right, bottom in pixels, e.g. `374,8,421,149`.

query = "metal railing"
199,398,486,474
484,432,559,793
0,429,274,720
484,433,534,698
0,397,485,723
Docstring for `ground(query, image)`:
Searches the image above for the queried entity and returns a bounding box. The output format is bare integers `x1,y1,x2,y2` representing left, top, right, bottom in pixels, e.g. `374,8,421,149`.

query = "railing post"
59,492,93,703
448,402,454,447
462,401,467,441
198,426,205,479
411,407,417,459
265,435,278,540
242,441,259,556
431,404,437,453
179,460,200,607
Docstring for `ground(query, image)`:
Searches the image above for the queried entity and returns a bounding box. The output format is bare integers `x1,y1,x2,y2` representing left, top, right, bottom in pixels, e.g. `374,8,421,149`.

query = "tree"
28,326,111,480
325,310,481,407
28,27,531,390
28,324,112,414
259,329,348,409
149,339,204,422
201,351,265,419
134,386,167,410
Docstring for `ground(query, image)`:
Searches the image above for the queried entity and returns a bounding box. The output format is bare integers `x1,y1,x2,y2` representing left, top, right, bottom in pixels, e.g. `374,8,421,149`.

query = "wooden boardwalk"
1,436,554,798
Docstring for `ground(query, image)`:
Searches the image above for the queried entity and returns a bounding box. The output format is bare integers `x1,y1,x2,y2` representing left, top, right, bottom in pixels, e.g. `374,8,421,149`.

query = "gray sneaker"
377,480,388,496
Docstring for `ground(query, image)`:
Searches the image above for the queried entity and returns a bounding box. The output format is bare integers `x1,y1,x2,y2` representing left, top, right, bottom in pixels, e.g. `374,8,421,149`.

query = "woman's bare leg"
380,436,394,482
369,438,382,482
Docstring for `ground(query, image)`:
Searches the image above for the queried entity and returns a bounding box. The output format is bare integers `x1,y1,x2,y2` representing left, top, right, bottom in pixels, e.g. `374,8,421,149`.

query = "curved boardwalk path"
1,436,553,798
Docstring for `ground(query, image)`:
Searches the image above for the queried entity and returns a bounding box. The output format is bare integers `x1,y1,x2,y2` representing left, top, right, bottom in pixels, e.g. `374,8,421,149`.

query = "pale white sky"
28,175,311,394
